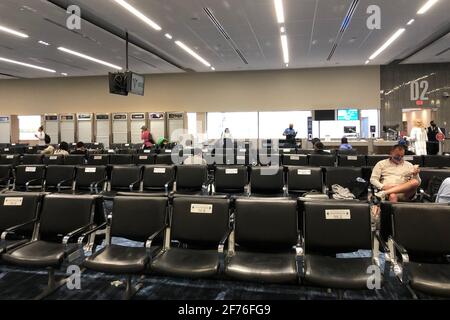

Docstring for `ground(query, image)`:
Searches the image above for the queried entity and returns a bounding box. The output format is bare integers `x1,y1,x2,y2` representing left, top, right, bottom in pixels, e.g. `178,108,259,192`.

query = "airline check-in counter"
319,139,398,155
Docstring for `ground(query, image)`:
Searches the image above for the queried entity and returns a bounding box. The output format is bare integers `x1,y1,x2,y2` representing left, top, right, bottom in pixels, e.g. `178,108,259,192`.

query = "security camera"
443,92,450,98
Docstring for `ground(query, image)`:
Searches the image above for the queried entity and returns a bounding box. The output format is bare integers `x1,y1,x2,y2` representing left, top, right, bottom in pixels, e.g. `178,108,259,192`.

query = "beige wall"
0,66,380,115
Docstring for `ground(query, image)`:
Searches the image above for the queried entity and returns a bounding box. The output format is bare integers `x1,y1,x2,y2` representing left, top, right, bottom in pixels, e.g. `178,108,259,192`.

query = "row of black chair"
1,193,448,299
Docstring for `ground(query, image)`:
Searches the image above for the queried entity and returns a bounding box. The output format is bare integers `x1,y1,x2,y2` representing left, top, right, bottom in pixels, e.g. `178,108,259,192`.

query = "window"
19,115,41,141
259,111,312,139
187,112,197,136
207,112,258,139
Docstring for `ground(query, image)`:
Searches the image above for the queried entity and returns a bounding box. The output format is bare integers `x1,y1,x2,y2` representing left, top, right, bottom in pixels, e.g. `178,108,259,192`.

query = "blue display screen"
338,109,359,121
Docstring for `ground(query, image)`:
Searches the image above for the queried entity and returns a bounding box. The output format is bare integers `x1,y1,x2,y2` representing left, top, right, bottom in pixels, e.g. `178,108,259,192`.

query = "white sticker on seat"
404,156,413,161
165,149,172,153
108,150,114,153
190,204,213,214
225,169,238,174
25,167,36,172
125,144,130,147
85,168,97,173
4,148,9,152
348,156,357,160
94,156,102,160
144,149,151,154
325,209,351,220
6,155,13,159
239,149,246,153
297,169,311,175
139,156,148,160
4,197,23,206
290,156,300,160
283,149,291,152
28,147,33,150
237,156,245,160
154,168,166,174
50,156,58,160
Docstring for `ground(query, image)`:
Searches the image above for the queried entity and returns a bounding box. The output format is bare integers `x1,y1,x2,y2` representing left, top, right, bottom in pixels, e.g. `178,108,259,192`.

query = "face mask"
391,156,403,164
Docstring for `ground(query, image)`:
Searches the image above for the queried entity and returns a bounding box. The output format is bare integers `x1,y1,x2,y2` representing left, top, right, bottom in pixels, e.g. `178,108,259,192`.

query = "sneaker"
374,190,386,201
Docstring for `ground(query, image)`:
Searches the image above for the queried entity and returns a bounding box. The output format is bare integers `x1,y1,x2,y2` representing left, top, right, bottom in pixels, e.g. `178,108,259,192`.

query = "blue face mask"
391,156,403,163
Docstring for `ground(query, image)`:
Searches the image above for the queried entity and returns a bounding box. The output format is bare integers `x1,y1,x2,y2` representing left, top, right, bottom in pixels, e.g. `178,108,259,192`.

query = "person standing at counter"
427,121,441,155
409,119,428,156
339,137,353,150
283,124,297,146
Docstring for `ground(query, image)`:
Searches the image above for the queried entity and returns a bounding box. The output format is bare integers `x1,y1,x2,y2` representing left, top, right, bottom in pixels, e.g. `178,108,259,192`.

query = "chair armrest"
388,236,410,283
57,178,74,192
372,231,389,270
90,178,108,194
295,235,305,277
129,179,141,192
1,218,38,241
77,222,107,245
218,228,233,254
25,178,44,191
145,225,168,251
63,223,95,245
164,178,175,194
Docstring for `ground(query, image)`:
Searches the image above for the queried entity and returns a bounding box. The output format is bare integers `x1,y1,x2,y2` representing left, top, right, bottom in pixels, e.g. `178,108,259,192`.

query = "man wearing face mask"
370,144,421,202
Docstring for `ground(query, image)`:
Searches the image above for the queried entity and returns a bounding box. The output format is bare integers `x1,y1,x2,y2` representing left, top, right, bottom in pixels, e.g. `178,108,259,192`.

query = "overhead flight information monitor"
338,109,359,121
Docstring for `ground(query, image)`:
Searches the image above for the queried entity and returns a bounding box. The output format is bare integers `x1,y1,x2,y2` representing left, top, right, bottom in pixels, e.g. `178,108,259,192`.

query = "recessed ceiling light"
114,0,162,31
0,56,55,73
175,41,211,67
285,63,289,67
57,47,123,70
165,33,173,39
280,26,285,33
369,28,405,60
274,0,285,24
211,67,216,71
281,34,289,64
61,73,68,76
365,60,370,64
0,25,29,38
417,0,439,14
38,40,50,46
407,19,415,25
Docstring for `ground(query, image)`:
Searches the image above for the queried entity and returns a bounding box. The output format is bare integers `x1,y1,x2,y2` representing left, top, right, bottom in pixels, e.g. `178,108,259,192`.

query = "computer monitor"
314,110,335,121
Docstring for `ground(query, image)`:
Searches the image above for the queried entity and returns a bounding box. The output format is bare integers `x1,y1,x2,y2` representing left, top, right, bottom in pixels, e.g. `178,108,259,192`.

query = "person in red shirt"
141,126,154,149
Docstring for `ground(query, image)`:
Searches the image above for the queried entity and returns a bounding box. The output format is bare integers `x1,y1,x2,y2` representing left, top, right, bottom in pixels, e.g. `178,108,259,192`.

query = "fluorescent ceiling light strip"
369,28,405,60
57,47,122,70
407,19,415,25
0,25,29,38
417,0,439,14
0,56,55,73
38,40,50,46
281,34,289,64
165,33,173,39
114,0,162,31
274,0,285,24
174,41,211,67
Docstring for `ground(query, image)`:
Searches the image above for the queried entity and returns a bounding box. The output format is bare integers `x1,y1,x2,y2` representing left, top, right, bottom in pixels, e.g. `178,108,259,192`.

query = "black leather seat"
308,154,335,167
258,153,281,166
417,168,450,202
43,155,65,166
0,193,42,254
134,154,155,165
22,154,43,165
140,165,175,195
286,166,323,196
338,155,366,167
249,167,286,197
109,154,133,165
155,154,179,165
422,155,450,168
0,165,13,190
174,165,209,195
225,198,300,284
366,155,389,167
71,166,107,194
151,196,231,278
64,155,86,166
44,165,76,192
0,154,21,167
213,166,248,195
388,203,450,297
87,154,109,166
13,165,46,192
302,201,380,289
102,166,142,198
282,154,308,166
403,155,423,166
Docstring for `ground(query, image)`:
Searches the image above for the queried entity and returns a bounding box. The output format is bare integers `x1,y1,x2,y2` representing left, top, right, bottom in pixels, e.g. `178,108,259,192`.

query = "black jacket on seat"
225,198,299,284
150,196,231,278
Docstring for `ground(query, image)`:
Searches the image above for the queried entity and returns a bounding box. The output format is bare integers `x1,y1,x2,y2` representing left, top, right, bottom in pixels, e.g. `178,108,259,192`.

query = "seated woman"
339,137,352,150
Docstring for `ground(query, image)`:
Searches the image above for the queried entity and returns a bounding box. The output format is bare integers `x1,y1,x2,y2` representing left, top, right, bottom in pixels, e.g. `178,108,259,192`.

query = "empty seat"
258,153,281,166
0,154,21,167
0,165,13,190
308,154,335,167
24,146,38,154
366,155,389,167
338,155,366,167
325,167,365,199
43,155,65,165
87,154,109,166
174,165,209,195
403,155,423,166
109,154,134,165
22,154,43,165
213,166,248,195
136,165,175,195
83,196,167,299
104,166,142,197
151,196,231,278
13,165,46,192
422,155,450,168
73,166,107,194
45,165,76,192
225,198,300,284
388,203,450,297
283,154,308,166
134,154,155,165
64,155,86,166
155,154,181,165
303,201,380,289
286,166,323,196
2,194,100,299
249,167,286,197
0,193,42,254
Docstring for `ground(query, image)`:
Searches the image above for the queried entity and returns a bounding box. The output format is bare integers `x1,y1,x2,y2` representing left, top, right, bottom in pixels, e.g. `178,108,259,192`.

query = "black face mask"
391,156,403,164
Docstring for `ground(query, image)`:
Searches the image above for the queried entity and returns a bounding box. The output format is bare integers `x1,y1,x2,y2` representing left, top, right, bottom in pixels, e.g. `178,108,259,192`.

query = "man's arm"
370,162,384,190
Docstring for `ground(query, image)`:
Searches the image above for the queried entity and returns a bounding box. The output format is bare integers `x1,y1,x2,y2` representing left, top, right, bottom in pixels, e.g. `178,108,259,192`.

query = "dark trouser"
427,141,439,155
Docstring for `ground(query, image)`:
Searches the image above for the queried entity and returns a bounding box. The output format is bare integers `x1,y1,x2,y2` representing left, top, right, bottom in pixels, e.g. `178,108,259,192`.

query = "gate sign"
436,133,445,142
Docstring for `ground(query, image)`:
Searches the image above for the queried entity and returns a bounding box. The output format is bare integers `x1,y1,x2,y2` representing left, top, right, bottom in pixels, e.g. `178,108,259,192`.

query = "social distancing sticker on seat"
50,156,58,160
225,169,238,174
297,169,311,175
239,149,246,153
165,149,172,153
325,209,351,220
190,204,213,214
144,150,151,153
25,167,36,172
94,156,102,160
4,148,9,152
154,168,166,174
283,149,292,153
4,197,23,206
108,150,114,153
290,156,300,160
6,155,13,159
85,168,96,173
237,156,245,160
348,156,357,160
139,156,148,160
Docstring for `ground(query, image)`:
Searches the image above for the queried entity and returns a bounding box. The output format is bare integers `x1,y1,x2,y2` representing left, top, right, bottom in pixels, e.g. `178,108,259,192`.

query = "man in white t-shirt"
35,126,46,146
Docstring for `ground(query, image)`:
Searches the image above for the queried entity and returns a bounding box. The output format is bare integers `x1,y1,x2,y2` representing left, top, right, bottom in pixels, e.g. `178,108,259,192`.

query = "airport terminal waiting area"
0,142,449,300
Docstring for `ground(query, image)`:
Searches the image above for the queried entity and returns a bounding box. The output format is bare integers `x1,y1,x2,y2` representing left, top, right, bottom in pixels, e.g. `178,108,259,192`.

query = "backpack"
44,133,50,142
349,177,369,199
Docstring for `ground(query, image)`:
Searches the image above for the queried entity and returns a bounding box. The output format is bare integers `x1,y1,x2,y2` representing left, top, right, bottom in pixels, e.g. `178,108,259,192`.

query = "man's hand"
382,185,394,190
412,166,420,176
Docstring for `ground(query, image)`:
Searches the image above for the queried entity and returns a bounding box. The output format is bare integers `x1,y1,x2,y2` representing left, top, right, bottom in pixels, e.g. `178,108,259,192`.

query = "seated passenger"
71,142,87,155
371,144,421,202
312,142,330,155
339,137,352,150
53,141,69,156
40,135,54,155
